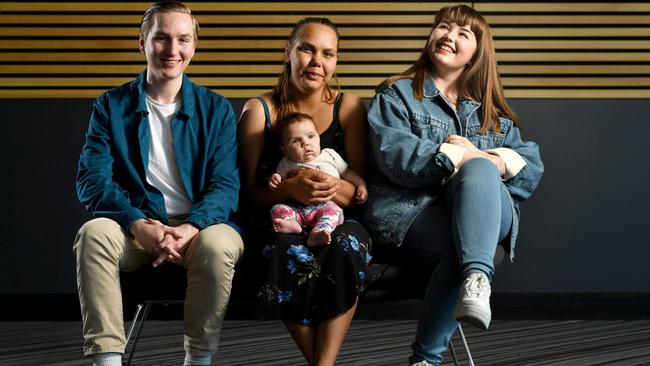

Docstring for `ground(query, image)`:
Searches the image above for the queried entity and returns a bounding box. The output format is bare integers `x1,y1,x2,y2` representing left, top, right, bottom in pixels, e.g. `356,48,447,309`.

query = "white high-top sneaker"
453,272,492,329
410,361,434,366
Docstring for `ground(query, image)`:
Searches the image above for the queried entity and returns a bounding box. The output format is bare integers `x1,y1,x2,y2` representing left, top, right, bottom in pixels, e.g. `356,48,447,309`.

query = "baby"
268,112,367,246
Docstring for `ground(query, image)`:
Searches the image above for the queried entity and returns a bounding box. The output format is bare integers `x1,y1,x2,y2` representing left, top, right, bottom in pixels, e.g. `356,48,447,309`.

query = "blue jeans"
403,158,513,365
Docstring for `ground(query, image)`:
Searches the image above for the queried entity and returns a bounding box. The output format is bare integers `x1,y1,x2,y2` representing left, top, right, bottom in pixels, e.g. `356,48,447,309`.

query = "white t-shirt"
145,95,192,216
276,148,349,179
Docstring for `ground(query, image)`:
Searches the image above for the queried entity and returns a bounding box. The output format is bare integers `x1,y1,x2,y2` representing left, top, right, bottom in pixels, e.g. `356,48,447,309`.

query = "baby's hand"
268,173,282,190
355,184,368,203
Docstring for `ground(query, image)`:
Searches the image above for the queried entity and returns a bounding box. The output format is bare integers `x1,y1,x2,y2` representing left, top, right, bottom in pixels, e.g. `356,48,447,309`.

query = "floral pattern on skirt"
258,220,373,325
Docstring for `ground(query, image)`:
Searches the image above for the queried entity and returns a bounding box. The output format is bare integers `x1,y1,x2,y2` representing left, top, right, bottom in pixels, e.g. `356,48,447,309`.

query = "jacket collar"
130,71,195,120
177,73,195,120
422,76,440,99
422,76,481,110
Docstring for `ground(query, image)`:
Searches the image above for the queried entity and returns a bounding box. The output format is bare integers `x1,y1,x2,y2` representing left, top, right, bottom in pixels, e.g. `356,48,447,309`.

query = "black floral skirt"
258,220,373,325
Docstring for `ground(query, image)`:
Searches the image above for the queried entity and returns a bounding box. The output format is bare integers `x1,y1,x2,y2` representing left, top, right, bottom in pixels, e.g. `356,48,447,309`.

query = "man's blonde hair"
140,1,199,40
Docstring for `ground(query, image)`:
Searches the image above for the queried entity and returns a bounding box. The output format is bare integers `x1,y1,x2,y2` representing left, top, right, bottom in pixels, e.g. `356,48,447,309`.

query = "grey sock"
184,352,211,366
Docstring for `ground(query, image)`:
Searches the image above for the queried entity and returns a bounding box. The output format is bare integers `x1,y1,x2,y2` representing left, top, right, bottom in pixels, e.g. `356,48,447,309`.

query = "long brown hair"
271,17,341,120
380,5,517,132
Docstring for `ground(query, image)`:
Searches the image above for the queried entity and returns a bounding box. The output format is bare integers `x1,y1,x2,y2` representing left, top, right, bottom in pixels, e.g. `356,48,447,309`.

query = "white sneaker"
410,361,433,366
453,272,492,329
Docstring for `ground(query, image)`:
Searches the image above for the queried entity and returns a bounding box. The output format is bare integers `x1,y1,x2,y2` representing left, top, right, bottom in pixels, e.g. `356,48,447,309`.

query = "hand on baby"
290,169,338,205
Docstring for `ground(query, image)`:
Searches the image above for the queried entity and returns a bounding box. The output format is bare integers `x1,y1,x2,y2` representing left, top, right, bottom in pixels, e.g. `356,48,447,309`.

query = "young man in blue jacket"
73,2,243,365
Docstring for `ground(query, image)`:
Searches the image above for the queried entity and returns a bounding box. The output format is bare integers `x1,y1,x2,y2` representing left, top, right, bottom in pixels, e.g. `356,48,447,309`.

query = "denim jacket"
363,77,543,260
76,71,240,231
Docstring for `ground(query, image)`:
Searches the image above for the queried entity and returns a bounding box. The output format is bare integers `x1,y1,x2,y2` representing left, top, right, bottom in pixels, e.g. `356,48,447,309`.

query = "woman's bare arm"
334,92,369,207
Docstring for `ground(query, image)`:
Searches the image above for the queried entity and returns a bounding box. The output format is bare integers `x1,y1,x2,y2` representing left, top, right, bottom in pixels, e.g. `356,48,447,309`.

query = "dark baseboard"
2,293,649,321
1,294,82,321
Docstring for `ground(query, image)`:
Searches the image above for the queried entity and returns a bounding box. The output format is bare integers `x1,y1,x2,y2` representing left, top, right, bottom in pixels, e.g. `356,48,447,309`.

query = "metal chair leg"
125,303,144,346
449,337,460,366
125,301,151,366
457,324,475,366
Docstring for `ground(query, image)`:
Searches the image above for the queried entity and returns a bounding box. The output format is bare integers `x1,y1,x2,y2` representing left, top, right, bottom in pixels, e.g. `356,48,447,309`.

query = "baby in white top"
268,112,367,246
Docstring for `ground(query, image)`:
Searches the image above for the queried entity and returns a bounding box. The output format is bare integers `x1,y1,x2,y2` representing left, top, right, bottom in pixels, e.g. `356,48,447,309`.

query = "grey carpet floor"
1,320,650,365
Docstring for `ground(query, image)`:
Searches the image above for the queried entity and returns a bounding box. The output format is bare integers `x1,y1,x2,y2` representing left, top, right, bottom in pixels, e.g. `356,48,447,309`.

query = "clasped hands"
129,218,199,267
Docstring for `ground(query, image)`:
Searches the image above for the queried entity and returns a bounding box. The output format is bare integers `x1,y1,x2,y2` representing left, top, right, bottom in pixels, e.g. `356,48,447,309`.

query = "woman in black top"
237,17,372,366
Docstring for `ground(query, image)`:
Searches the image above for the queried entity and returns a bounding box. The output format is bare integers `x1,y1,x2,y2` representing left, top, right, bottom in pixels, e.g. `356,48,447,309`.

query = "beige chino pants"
73,217,244,357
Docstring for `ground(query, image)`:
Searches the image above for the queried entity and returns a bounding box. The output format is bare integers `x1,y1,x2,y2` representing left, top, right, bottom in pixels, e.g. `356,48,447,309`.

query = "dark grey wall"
1,100,92,294
495,99,650,293
1,98,648,294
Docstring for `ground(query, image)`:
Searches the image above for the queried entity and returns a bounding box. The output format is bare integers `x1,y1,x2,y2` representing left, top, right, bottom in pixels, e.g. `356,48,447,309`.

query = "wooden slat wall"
1,1,649,99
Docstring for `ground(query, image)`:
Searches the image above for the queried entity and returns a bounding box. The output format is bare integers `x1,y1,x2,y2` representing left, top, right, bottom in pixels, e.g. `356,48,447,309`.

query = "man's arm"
76,93,146,231
184,98,240,230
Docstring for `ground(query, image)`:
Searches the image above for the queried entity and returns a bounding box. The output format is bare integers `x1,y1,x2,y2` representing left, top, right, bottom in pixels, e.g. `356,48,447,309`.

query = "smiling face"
280,118,322,163
139,11,196,85
427,20,478,77
287,23,339,94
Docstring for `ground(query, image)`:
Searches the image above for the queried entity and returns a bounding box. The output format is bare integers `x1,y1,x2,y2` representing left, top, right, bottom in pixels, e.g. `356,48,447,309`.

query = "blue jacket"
363,77,543,259
76,71,240,232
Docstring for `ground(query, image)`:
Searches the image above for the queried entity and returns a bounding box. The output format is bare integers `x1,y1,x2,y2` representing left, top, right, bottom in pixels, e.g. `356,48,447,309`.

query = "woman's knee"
459,158,499,179
455,158,501,191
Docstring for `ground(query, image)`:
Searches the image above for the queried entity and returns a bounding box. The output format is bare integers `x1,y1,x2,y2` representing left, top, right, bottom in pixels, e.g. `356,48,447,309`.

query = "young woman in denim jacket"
364,5,544,366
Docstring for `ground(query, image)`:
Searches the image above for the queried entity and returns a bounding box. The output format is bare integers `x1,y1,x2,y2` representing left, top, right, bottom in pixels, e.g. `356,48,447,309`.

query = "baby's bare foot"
307,230,331,247
272,218,302,233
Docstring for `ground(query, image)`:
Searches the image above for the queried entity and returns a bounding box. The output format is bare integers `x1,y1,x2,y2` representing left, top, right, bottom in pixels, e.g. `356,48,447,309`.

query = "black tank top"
254,93,346,189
